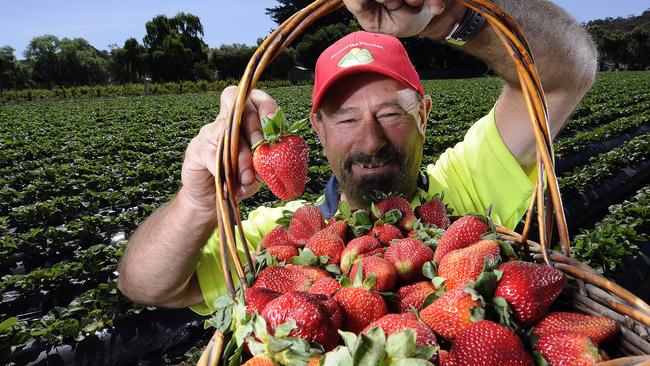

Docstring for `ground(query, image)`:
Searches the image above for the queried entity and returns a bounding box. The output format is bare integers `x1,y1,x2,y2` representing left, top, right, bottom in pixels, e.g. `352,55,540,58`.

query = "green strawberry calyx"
252,107,308,149
321,327,438,366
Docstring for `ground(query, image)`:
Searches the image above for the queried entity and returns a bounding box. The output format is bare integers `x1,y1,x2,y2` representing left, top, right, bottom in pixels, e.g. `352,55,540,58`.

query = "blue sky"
1,1,648,58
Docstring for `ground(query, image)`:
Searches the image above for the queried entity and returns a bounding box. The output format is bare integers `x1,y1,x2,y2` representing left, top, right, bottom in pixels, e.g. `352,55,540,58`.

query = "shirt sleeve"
425,107,537,230
189,200,306,315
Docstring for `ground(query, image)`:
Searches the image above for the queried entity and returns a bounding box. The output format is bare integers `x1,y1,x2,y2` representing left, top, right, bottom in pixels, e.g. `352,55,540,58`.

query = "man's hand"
180,86,278,213
342,0,453,37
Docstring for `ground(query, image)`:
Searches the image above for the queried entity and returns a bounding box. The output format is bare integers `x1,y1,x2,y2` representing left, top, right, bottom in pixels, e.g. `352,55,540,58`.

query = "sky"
1,1,648,59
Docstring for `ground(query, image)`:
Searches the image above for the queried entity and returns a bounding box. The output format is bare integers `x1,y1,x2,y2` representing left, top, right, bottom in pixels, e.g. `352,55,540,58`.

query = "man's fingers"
425,0,446,15
237,135,256,187
403,0,425,7
378,0,404,11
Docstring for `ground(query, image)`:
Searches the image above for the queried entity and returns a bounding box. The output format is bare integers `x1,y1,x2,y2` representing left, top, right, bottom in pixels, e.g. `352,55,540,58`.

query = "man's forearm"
118,186,217,306
423,0,597,93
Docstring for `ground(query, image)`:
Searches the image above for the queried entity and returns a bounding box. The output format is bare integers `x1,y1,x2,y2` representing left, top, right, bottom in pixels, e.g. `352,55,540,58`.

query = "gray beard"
338,146,410,208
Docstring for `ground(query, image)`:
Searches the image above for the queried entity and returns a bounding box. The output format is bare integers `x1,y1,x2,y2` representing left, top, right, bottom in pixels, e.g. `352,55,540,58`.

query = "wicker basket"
197,0,650,365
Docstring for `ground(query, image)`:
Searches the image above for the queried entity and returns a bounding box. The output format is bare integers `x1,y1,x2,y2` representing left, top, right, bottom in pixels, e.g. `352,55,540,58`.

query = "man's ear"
310,111,327,148
417,95,432,138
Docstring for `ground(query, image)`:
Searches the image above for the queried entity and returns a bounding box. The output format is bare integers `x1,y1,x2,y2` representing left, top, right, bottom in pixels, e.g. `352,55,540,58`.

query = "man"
118,0,597,315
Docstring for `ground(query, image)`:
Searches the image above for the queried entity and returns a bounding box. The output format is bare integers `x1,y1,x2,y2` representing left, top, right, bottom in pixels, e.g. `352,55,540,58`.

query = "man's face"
310,73,430,209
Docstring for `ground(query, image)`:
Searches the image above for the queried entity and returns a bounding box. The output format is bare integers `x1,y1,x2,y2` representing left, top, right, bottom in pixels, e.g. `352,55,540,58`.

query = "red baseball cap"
311,31,424,113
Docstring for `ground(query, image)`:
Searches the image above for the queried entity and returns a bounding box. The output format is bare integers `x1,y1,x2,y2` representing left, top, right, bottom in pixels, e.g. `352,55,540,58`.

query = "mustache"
342,145,406,171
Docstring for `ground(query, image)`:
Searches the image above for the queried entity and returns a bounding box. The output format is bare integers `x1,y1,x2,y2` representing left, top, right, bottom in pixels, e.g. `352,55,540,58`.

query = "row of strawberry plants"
556,108,650,156
562,100,650,135
558,133,650,195
0,278,151,360
571,184,650,277
0,243,124,296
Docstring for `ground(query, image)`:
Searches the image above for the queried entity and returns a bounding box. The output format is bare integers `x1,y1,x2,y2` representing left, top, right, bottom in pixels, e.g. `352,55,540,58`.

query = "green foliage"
572,185,650,276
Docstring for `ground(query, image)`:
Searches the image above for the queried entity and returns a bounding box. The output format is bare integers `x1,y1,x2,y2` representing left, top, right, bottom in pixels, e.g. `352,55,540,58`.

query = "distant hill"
586,9,650,33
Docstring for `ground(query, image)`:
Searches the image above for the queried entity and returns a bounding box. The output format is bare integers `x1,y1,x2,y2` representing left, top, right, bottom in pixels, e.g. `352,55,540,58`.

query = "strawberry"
252,109,309,201
288,206,325,246
395,281,436,313
315,293,343,329
285,264,330,282
494,261,566,325
307,356,321,366
323,218,349,241
252,266,311,293
309,276,341,296
367,223,403,246
261,291,340,351
446,320,534,366
384,238,434,282
533,312,619,346
340,236,383,273
334,287,388,334
534,331,601,366
304,229,345,265
372,196,417,231
433,214,489,263
242,355,275,366
262,225,298,248
244,287,281,315
349,256,397,292
420,289,482,341
415,195,451,229
266,245,298,263
362,313,438,347
436,240,500,291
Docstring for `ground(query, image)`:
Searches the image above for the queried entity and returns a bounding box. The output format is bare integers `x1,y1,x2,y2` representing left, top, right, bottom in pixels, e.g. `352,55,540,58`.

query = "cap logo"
337,48,374,68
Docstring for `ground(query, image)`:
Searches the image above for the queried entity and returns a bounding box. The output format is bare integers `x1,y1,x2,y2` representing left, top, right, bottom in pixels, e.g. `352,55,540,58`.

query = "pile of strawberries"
226,195,620,366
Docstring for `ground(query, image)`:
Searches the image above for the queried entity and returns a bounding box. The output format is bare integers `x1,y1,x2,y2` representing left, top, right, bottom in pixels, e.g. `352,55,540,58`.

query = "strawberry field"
1,70,650,365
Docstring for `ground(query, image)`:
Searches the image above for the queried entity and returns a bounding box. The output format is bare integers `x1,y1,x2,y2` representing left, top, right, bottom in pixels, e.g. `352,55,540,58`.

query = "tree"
143,12,210,81
266,0,354,44
110,38,147,83
24,35,60,87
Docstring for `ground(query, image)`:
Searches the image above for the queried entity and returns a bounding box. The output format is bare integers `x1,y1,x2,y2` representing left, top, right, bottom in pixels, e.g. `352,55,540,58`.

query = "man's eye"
338,119,355,125
379,113,403,121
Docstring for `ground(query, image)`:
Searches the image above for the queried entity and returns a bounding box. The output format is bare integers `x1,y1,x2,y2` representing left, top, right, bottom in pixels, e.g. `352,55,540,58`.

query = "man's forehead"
323,88,420,115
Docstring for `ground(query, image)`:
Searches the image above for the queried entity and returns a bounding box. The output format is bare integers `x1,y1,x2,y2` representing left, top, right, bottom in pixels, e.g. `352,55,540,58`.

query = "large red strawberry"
446,320,534,366
266,245,298,263
334,287,388,334
367,223,403,246
372,196,417,231
252,266,311,293
244,287,281,315
308,276,341,296
494,261,567,325
395,281,436,313
288,206,325,246
284,264,330,282
261,291,340,351
340,236,383,273
533,312,619,346
436,240,500,291
252,109,309,201
323,219,349,242
415,195,451,229
534,331,601,366
433,214,489,263
304,229,345,265
262,225,299,248
384,238,434,282
362,313,438,347
420,289,482,342
349,256,397,292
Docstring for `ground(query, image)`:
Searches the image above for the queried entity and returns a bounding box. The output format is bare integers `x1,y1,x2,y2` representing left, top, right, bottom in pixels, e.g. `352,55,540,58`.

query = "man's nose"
358,116,387,155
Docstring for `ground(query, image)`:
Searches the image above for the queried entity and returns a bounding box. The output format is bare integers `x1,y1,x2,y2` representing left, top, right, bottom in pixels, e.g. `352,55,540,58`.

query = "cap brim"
311,64,423,113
